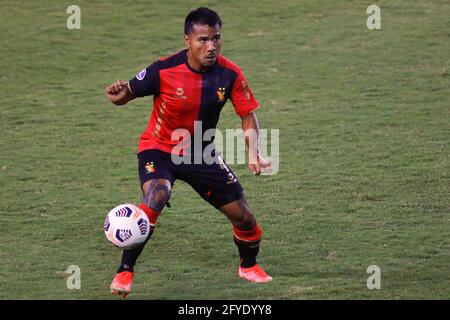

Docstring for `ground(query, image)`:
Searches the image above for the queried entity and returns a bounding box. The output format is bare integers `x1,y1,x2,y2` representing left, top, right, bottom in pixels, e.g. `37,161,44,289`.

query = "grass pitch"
0,0,449,299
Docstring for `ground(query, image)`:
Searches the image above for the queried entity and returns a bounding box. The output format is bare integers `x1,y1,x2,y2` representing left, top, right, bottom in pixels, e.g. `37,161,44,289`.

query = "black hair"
184,7,222,35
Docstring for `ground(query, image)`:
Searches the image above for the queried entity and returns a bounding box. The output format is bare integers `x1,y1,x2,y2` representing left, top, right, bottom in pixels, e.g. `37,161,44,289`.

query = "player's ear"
184,34,190,49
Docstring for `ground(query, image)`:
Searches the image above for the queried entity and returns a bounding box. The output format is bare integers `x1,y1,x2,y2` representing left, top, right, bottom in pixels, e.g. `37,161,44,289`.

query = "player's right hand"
106,79,128,94
105,80,132,105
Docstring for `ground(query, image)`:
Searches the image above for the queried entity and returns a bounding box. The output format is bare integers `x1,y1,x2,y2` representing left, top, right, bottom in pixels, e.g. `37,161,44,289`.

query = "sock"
117,203,160,273
233,224,263,268
234,239,260,268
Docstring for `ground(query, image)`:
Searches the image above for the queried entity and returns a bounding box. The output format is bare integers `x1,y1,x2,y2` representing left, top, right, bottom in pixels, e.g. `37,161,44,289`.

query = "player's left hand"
248,153,272,176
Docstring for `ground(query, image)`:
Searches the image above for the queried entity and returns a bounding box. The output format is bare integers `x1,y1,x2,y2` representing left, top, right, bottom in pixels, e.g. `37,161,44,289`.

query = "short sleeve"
230,71,259,117
128,62,160,97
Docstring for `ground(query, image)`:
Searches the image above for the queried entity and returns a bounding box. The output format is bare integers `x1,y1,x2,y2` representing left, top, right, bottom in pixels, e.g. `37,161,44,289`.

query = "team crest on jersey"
217,87,226,102
136,69,146,80
145,162,156,173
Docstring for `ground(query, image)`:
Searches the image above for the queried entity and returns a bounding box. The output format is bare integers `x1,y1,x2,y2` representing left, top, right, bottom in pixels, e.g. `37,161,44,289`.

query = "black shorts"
138,149,244,209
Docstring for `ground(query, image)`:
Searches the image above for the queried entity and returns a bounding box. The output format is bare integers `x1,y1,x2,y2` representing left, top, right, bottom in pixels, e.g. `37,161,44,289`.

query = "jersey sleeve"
128,61,160,97
230,71,259,117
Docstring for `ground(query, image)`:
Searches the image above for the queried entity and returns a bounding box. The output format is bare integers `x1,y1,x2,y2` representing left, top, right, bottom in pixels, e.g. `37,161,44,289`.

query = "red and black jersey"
129,49,259,154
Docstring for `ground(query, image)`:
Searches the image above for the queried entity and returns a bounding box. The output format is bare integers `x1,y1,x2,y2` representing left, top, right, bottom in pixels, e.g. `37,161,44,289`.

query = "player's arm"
105,80,135,105
241,111,272,175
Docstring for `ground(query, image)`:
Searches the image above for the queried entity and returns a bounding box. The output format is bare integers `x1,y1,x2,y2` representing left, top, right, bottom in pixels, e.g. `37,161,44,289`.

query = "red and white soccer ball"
104,204,149,250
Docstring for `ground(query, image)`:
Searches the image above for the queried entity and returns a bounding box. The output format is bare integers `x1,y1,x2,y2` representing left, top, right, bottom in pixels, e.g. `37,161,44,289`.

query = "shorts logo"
217,87,226,102
145,162,156,173
136,69,146,80
176,88,184,96
226,172,237,184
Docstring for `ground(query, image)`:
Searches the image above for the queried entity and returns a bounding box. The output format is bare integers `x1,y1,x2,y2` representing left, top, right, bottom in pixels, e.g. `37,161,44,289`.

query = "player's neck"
186,50,210,73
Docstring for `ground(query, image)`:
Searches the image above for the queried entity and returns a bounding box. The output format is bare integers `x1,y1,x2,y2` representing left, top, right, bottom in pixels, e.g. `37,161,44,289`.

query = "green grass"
0,0,449,299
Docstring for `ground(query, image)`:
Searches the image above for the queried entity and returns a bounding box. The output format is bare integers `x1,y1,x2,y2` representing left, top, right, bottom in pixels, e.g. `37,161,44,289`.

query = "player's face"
185,24,222,71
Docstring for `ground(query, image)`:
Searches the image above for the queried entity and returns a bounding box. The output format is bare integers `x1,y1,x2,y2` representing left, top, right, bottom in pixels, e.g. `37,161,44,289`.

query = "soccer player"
105,7,272,298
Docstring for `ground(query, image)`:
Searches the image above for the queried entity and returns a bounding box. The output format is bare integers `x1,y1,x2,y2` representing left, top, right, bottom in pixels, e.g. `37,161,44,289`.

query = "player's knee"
233,211,256,231
143,181,171,212
242,213,256,230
